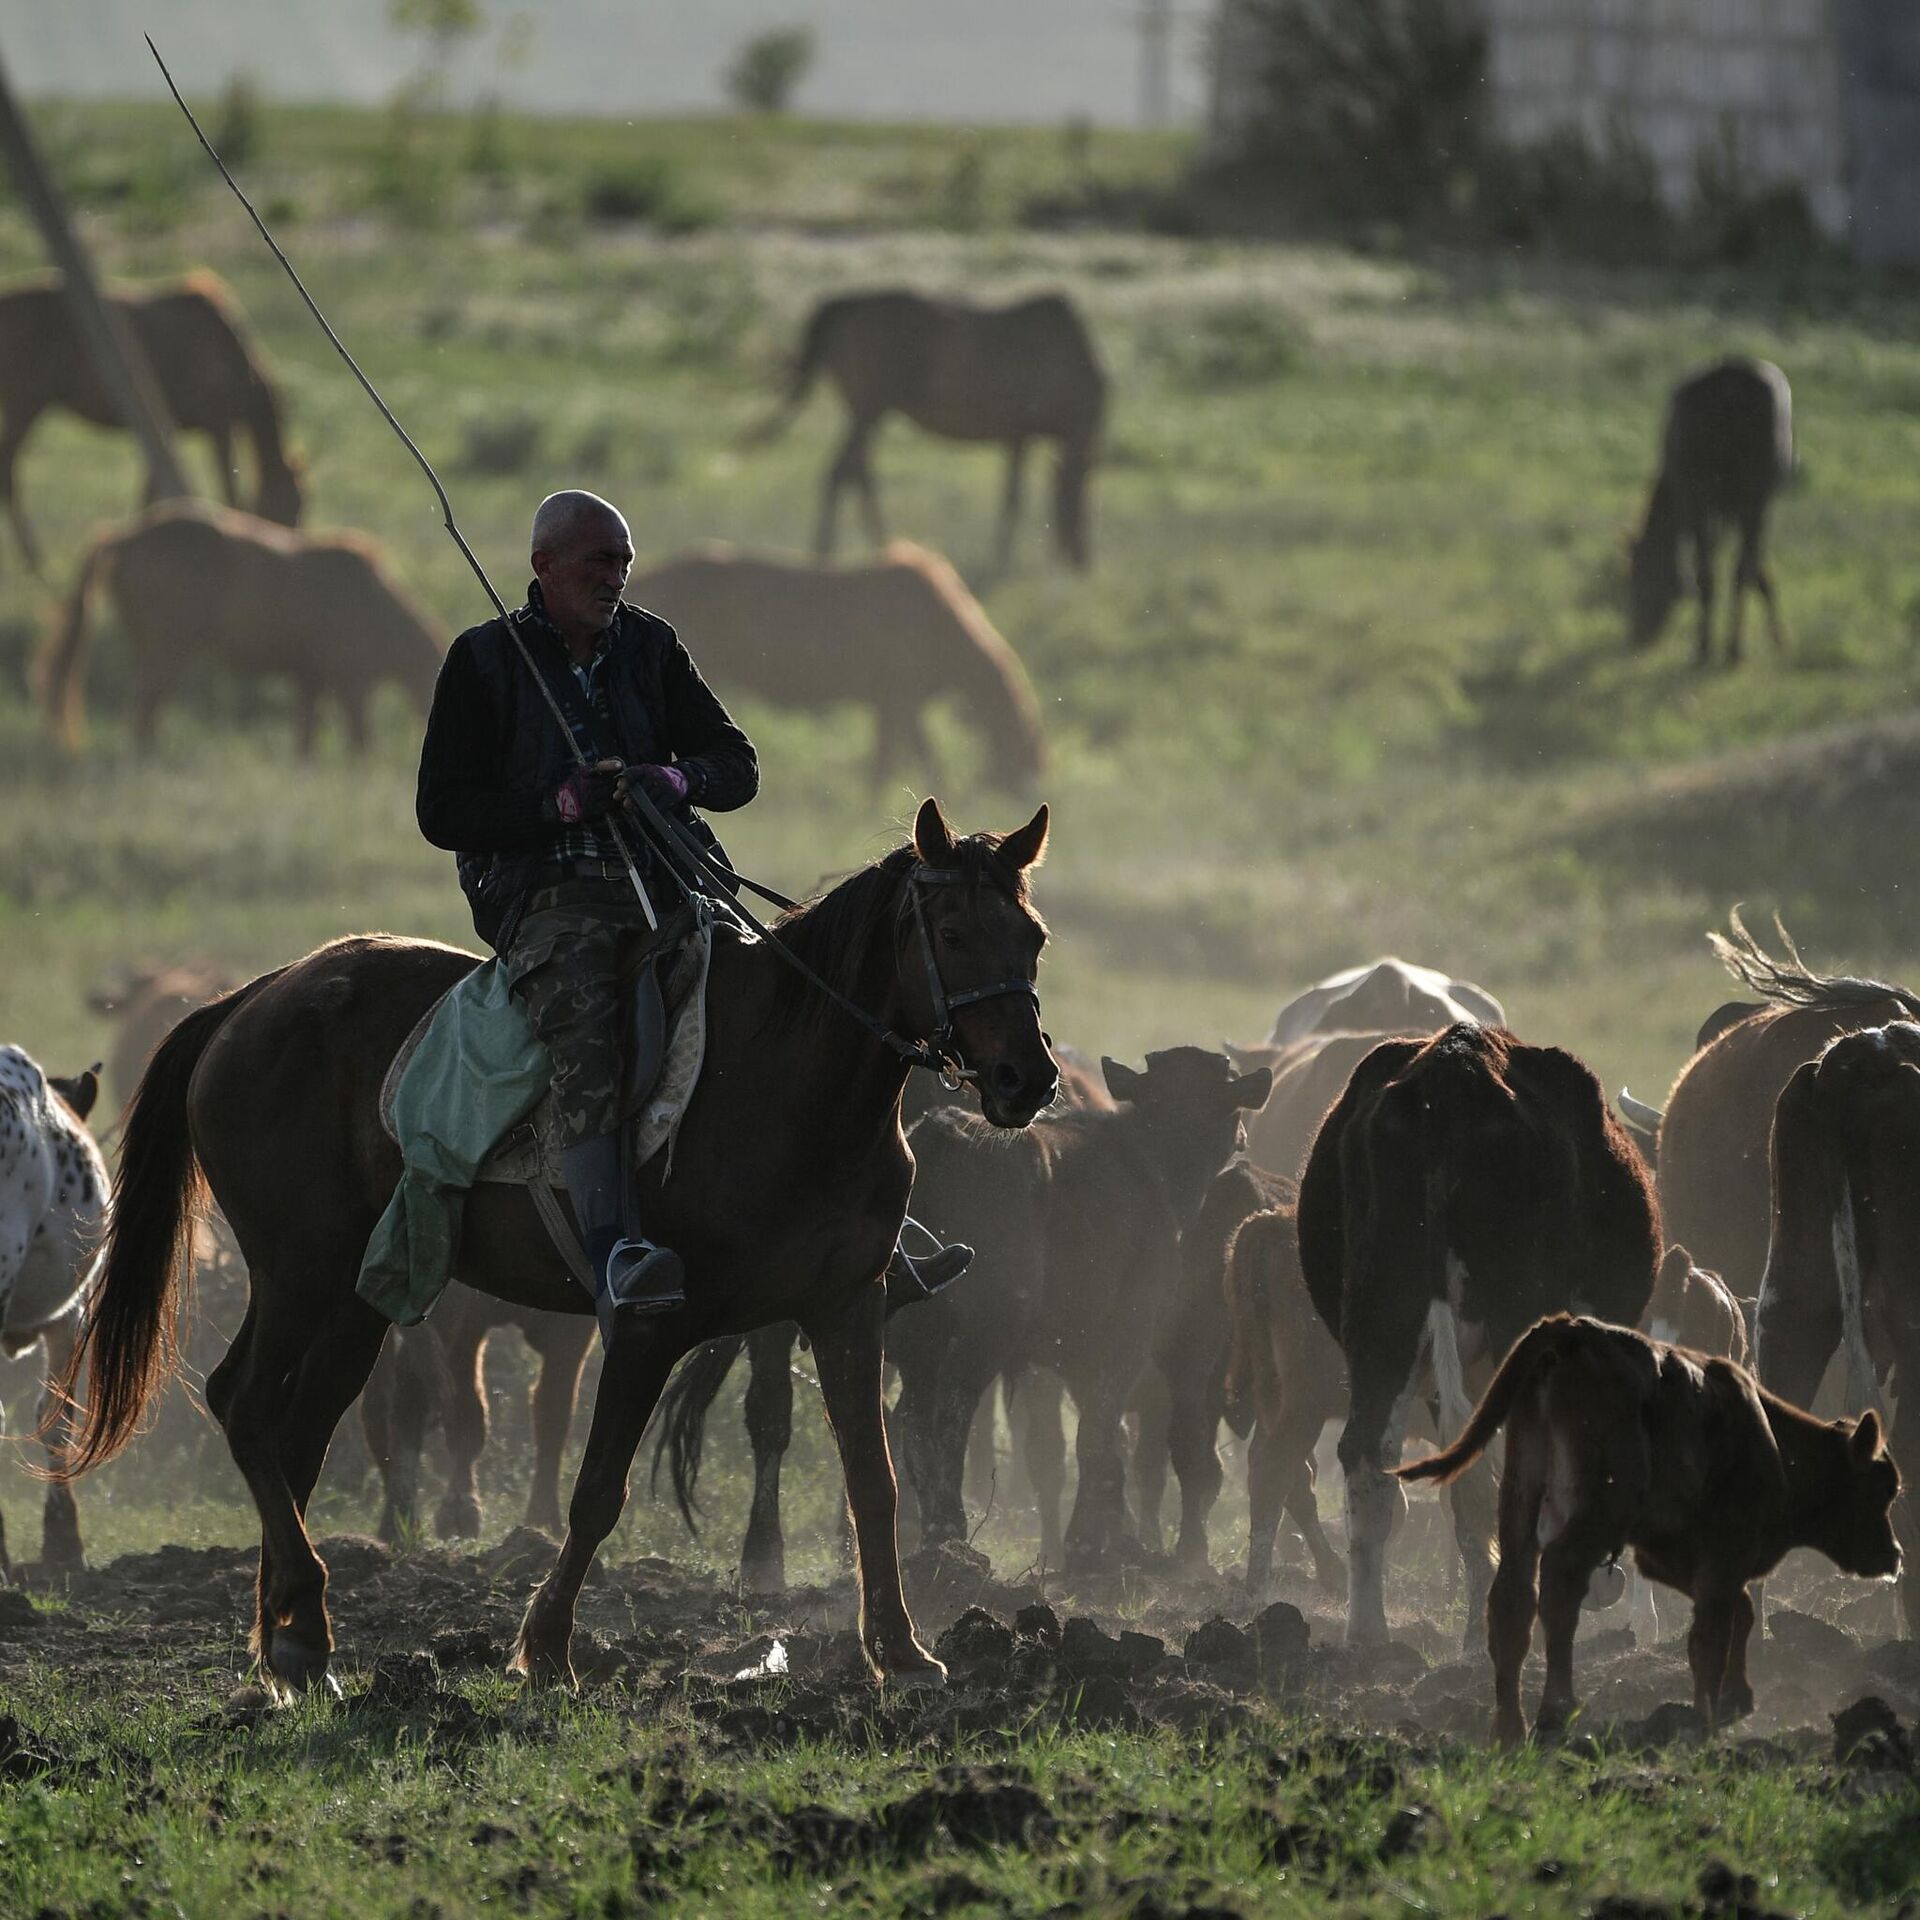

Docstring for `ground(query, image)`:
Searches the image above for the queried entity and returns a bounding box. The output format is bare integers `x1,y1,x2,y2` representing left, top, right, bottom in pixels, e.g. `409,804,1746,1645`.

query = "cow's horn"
1618,1089,1665,1131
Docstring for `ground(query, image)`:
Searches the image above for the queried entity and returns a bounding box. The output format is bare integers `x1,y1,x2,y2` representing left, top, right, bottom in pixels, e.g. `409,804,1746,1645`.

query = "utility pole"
0,42,189,504
1138,0,1173,129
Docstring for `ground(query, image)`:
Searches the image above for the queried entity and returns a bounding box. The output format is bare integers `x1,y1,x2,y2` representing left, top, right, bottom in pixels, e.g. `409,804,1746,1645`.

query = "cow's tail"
649,1335,746,1529
1394,1315,1578,1487
63,978,272,1475
1832,1180,1883,1417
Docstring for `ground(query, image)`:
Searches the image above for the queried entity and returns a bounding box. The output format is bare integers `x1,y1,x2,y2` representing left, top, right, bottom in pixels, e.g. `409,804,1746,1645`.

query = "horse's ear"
914,796,959,868
1102,1056,1145,1102
50,1065,101,1123
998,804,1049,872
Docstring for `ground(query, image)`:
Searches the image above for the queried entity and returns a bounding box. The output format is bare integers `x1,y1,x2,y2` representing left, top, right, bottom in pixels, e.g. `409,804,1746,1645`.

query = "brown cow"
1757,1020,1920,1634
1657,914,1920,1302
88,962,237,1115
1299,1025,1659,1647
1398,1315,1901,1744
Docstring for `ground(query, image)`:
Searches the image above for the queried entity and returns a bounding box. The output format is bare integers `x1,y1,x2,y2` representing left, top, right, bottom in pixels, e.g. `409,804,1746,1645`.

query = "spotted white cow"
0,1044,108,1576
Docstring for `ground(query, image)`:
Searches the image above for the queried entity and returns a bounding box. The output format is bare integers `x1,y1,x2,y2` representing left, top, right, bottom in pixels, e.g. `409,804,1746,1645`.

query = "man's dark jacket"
417,586,758,951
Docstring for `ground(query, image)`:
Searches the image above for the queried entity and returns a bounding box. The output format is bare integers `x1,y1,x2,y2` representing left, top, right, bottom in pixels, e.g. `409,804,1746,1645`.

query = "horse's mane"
1708,907,1920,1018
767,830,1039,1032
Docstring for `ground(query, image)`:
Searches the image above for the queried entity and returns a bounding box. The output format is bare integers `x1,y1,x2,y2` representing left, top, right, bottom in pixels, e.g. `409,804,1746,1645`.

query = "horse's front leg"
511,1322,683,1686
808,1283,945,1686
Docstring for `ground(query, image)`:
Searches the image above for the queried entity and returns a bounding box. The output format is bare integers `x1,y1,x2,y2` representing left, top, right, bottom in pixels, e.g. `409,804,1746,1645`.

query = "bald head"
531,489,628,560
530,490,634,647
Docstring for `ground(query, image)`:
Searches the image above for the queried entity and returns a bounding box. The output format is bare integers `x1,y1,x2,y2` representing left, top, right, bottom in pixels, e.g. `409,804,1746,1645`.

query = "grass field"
3,97,1920,1917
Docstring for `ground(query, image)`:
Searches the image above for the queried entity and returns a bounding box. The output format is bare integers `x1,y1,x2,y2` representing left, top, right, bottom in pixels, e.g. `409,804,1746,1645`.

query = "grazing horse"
37,499,443,754
0,271,303,570
630,542,1047,793
1628,357,1792,667
0,1050,107,1576
756,289,1106,573
64,799,1056,1693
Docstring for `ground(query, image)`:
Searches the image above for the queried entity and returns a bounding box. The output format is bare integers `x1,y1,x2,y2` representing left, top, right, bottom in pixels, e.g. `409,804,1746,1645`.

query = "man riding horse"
416,490,968,1346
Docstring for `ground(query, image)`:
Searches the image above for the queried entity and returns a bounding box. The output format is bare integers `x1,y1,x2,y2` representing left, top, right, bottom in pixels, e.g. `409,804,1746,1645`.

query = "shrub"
723,26,816,114
1146,300,1308,387
581,156,717,234
212,72,264,168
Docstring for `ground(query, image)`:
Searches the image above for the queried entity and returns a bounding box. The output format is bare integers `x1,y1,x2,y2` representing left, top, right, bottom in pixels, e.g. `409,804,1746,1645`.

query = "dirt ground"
7,1510,1914,1760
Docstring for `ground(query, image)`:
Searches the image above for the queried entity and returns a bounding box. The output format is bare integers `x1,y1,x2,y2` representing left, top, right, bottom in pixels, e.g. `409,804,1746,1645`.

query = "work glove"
628,763,690,808
545,760,624,825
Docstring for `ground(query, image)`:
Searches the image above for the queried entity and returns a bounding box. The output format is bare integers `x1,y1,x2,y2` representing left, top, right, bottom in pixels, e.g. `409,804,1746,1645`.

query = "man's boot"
557,1132,685,1345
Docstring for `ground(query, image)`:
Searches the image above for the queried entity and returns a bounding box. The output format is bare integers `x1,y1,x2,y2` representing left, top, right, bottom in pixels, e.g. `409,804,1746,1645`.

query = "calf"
890,1046,1270,1569
1398,1315,1901,1744
0,1046,108,1574
1299,1024,1659,1646
1757,1020,1920,1634
1628,356,1792,667
1222,1200,1345,1593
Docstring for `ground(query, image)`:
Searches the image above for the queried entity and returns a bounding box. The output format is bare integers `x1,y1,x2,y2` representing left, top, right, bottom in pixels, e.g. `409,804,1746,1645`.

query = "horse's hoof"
739,1558,787,1596
265,1633,339,1701
878,1656,948,1690
508,1634,575,1690
435,1495,484,1542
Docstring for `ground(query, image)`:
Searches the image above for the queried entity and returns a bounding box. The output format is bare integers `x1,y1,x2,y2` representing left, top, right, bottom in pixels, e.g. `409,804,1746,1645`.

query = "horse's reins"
148,38,1040,1087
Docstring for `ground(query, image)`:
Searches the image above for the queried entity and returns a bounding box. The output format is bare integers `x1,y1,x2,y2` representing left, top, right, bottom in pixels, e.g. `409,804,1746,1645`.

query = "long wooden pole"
0,43,190,501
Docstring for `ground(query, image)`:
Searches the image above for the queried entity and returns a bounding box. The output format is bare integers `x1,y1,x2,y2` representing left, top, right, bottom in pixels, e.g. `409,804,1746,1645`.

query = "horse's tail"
649,1335,747,1529
35,526,119,749
1393,1314,1579,1488
742,296,842,446
63,977,272,1475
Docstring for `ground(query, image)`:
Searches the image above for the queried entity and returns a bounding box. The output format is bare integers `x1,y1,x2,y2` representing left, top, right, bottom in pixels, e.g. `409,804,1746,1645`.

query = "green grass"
3,98,1920,1912
1,1665,1915,1917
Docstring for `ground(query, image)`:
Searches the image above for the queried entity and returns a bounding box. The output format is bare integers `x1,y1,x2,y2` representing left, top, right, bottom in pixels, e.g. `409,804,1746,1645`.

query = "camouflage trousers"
503,878,678,1145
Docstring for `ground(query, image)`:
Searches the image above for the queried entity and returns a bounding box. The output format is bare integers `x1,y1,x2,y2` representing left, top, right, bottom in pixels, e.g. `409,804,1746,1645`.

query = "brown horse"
37,499,443,754
64,798,1055,1695
631,541,1046,792
756,289,1105,573
0,271,304,570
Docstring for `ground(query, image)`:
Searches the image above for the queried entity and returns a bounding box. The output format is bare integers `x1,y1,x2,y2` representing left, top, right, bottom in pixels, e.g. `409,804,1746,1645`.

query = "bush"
1229,0,1486,222
581,156,717,233
1146,300,1308,387
212,72,264,168
723,26,816,114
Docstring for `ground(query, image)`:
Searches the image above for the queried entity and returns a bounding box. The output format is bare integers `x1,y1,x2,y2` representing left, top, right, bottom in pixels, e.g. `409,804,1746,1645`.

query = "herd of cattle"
0,919,1908,1742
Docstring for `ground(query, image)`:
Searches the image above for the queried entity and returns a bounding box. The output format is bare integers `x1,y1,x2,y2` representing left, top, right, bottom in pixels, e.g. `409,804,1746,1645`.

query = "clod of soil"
1013,1601,1061,1645
1831,1694,1914,1772
1251,1601,1310,1682
1061,1616,1131,1678
1696,1858,1795,1920
1763,1607,1858,1664
1183,1616,1254,1680
880,1763,1056,1857
0,1590,43,1635
1377,1802,1446,1862
1059,1672,1140,1732
1615,1702,1707,1751
0,1711,59,1781
936,1606,1015,1676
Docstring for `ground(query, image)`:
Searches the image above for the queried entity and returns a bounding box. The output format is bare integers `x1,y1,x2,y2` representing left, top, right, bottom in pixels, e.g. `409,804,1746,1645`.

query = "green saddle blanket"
356,958,550,1326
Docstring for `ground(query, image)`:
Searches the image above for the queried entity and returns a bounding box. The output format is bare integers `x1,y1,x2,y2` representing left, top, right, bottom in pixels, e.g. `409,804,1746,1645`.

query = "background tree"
390,0,486,112
724,26,817,115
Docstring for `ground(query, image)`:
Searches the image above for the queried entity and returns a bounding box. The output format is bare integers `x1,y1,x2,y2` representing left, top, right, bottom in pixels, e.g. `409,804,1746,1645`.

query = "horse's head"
906,796,1056,1127
255,449,306,528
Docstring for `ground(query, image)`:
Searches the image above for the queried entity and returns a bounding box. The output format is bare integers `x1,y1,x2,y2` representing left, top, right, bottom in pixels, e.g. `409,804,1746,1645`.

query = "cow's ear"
1231,1066,1274,1111
1222,1041,1261,1073
1850,1410,1886,1464
1103,1057,1145,1102
998,805,1048,871
50,1065,101,1123
913,797,959,868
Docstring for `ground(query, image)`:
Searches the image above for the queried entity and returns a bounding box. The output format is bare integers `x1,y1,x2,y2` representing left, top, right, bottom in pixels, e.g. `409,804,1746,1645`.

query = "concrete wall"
1209,0,1920,261
1482,0,1850,238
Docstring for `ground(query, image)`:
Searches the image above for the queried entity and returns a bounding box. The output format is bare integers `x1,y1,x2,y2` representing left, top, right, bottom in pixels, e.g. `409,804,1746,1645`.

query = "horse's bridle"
905,863,1045,1090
